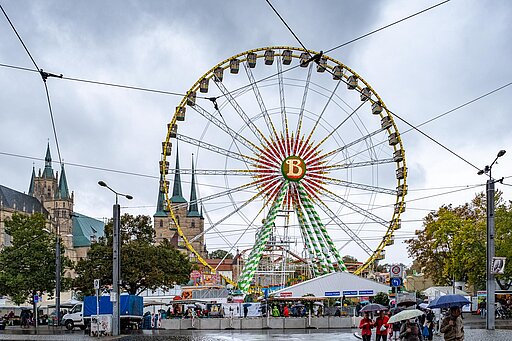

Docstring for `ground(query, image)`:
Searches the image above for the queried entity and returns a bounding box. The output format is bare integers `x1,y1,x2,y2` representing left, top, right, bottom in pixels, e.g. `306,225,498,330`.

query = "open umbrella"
397,300,416,307
418,302,429,310
388,309,424,324
360,303,387,312
427,295,471,309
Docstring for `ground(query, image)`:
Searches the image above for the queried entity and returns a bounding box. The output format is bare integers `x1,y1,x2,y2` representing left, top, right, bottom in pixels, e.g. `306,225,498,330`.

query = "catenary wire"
264,0,309,51
324,0,452,53
0,1,452,103
1,4,64,165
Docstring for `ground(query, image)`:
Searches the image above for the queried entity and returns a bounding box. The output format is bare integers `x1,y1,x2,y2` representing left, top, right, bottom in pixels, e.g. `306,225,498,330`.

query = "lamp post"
477,149,506,331
98,181,133,336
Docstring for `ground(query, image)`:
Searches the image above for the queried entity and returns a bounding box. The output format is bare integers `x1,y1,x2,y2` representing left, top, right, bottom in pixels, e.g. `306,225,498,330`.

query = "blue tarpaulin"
83,295,143,317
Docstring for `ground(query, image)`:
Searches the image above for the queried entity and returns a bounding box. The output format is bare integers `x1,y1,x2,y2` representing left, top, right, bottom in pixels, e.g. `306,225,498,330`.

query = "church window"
159,221,163,228
191,221,195,228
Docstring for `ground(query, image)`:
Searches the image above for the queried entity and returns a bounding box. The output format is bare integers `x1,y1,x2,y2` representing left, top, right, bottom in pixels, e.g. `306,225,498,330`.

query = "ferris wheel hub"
281,156,307,181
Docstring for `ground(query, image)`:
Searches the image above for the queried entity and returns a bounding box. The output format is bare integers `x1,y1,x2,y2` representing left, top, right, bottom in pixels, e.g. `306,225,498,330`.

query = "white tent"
423,286,469,298
271,272,390,298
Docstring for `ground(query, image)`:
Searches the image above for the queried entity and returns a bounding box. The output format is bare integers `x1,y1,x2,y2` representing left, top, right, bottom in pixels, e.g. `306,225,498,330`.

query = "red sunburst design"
251,134,328,205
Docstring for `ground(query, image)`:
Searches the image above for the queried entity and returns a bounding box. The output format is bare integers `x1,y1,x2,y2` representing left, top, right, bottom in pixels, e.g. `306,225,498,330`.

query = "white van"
61,302,87,330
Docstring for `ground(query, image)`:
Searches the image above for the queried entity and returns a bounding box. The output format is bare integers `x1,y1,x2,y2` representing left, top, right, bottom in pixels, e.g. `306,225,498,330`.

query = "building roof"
422,286,469,297
28,166,35,195
187,158,200,217
171,143,187,203
72,212,105,247
154,175,168,217
0,185,47,214
271,271,390,298
42,143,54,179
57,164,70,199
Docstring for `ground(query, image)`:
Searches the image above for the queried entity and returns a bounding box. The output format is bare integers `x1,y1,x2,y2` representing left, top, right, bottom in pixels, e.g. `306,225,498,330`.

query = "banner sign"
358,290,374,296
325,291,341,297
343,290,358,296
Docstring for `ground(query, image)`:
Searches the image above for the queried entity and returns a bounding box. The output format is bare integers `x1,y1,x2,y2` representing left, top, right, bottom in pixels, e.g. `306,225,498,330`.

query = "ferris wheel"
161,46,407,292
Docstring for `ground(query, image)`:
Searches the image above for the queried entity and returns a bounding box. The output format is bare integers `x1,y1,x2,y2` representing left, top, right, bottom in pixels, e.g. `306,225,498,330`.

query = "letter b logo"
281,156,306,181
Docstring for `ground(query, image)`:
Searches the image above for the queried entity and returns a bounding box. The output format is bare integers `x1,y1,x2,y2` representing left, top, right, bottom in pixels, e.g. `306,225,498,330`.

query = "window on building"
191,221,195,228
159,220,163,228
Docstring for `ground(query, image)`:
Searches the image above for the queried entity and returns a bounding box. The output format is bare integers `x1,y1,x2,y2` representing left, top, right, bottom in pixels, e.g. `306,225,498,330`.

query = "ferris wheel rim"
161,46,407,285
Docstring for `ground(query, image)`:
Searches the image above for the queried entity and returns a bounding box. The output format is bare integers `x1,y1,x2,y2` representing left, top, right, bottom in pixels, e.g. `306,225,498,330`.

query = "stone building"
153,147,207,262
0,144,104,262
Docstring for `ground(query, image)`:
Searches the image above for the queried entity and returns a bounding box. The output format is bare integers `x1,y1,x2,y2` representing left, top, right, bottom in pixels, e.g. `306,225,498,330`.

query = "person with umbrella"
358,311,374,341
399,318,423,341
440,306,464,341
375,310,390,341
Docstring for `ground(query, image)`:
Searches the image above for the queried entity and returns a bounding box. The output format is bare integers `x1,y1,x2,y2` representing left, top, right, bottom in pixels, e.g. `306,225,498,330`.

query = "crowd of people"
359,306,464,341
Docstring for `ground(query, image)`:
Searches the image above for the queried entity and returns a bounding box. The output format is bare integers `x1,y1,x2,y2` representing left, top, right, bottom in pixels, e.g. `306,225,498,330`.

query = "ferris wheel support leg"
237,182,289,292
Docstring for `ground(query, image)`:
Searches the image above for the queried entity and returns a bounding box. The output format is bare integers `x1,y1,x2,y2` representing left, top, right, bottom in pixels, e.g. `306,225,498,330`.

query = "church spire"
42,142,54,178
58,164,70,199
154,174,168,217
28,164,35,195
187,156,200,217
170,143,186,203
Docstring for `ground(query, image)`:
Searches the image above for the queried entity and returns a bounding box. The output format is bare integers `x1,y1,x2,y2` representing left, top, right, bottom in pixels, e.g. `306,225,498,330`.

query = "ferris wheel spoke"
243,62,280,143
293,63,313,155
312,100,367,152
313,197,373,257
323,157,395,171
320,177,397,195
214,200,270,271
315,126,386,164
238,182,289,292
321,188,389,227
190,103,259,154
166,168,273,177
214,80,270,147
171,180,259,211
201,209,235,249
175,133,257,165
301,80,342,154
277,57,290,145
189,190,263,243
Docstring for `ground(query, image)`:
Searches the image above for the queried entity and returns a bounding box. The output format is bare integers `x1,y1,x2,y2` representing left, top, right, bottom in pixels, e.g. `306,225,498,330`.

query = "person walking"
375,310,389,341
283,305,290,317
440,306,464,341
271,305,280,317
359,312,374,341
399,318,423,341
243,305,248,318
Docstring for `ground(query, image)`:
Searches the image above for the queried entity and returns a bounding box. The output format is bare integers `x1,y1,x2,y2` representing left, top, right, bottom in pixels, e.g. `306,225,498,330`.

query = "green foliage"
342,255,358,263
373,292,390,306
209,249,233,259
406,192,512,291
0,213,70,305
74,214,192,295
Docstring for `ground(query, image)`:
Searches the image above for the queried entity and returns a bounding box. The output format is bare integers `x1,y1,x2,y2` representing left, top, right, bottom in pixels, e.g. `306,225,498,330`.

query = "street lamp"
98,181,133,336
477,149,506,331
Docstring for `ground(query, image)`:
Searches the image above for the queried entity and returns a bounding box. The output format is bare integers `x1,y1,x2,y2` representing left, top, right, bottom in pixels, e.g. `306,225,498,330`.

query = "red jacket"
359,317,374,336
375,315,390,335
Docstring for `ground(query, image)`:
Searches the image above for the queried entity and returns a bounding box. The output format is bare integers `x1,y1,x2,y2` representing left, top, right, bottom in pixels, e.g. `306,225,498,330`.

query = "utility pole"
478,149,506,331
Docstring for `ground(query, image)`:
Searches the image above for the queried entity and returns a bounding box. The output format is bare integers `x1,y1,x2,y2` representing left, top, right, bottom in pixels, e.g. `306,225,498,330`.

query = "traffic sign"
34,294,39,303
390,264,403,278
391,277,402,287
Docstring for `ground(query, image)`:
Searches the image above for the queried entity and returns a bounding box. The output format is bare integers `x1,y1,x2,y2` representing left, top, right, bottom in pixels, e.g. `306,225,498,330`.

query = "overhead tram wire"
0,1,452,105
324,0,451,54
0,4,64,165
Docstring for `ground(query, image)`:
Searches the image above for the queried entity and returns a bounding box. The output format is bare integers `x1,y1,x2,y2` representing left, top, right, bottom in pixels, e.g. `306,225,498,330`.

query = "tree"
373,292,390,306
342,255,358,263
406,192,512,290
209,249,233,259
0,213,70,304
74,214,192,295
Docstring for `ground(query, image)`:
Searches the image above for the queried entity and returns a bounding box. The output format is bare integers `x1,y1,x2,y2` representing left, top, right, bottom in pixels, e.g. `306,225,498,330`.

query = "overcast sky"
1,0,511,266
